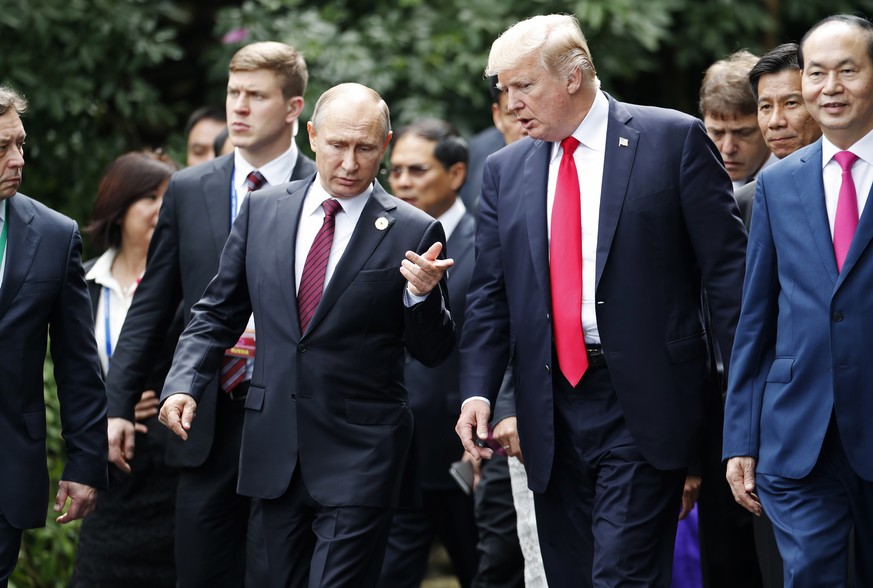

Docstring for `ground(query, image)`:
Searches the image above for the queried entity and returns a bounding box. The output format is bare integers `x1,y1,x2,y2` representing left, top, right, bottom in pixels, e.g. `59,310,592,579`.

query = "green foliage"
10,358,80,588
0,0,186,229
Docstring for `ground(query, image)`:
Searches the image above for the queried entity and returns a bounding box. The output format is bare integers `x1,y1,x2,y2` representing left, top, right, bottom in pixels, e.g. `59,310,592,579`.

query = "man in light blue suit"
723,15,873,587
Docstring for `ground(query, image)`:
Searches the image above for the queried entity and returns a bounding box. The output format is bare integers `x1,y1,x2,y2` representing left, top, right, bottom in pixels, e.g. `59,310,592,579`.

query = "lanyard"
103,286,113,362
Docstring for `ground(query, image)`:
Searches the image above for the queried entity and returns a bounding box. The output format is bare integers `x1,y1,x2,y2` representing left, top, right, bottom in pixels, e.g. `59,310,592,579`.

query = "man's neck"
239,140,293,169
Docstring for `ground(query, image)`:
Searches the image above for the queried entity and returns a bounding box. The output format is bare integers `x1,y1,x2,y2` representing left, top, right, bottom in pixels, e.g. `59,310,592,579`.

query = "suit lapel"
448,213,475,268
596,97,639,287
524,143,552,299
0,195,40,314
200,156,234,260
304,182,396,335
794,141,840,285
277,178,313,338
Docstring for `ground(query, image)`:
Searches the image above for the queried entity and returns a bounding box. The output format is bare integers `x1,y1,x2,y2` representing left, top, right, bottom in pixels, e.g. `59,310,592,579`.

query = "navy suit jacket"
162,177,455,506
106,152,315,468
406,211,475,490
0,194,107,529
460,95,747,492
724,139,873,481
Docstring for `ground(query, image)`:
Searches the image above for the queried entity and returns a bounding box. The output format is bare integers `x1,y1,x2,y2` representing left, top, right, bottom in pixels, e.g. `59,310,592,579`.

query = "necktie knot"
244,170,268,193
561,136,580,158
322,198,342,219
835,150,859,172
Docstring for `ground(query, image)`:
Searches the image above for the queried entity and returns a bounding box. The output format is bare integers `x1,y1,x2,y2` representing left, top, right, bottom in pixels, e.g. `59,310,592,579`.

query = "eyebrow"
806,57,859,69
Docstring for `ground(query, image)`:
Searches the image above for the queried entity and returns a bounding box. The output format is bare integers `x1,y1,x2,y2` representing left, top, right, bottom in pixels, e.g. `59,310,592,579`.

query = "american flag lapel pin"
619,137,629,147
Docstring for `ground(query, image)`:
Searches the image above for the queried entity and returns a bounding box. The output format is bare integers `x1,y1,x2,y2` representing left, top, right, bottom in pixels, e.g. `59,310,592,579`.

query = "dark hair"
86,151,179,251
799,14,873,71
393,119,468,173
184,106,226,139
748,43,800,102
213,127,230,157
699,50,760,118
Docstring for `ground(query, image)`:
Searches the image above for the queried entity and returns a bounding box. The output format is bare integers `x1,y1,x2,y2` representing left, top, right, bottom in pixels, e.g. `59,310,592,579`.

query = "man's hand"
133,390,160,433
54,480,97,524
460,451,483,491
456,399,493,461
493,416,523,463
401,241,454,297
726,456,763,516
107,417,136,474
679,475,702,520
159,393,198,441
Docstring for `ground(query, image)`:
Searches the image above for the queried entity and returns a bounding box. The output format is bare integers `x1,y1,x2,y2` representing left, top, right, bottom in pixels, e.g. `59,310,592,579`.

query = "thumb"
743,461,756,491
181,401,196,430
422,241,443,262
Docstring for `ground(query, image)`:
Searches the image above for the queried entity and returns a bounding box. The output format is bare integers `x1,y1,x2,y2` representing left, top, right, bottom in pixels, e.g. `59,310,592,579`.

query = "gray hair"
0,85,28,117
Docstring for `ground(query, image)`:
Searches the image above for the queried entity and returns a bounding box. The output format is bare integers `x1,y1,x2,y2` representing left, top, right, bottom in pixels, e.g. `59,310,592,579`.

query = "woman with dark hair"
71,150,181,588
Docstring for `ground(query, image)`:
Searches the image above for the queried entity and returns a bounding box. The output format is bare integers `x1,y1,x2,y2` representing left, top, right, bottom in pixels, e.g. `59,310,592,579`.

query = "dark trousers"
0,513,21,588
174,394,268,588
472,454,525,588
378,487,479,588
757,418,868,588
261,466,395,588
535,365,685,588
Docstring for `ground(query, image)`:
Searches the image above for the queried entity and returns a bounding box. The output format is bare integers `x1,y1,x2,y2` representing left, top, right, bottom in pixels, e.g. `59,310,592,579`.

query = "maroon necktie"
298,199,343,333
833,151,860,272
550,136,588,387
220,170,269,394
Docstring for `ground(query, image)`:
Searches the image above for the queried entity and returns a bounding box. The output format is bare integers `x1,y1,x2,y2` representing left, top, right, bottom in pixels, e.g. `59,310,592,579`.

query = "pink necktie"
220,170,269,394
550,136,588,387
833,150,860,273
298,199,343,333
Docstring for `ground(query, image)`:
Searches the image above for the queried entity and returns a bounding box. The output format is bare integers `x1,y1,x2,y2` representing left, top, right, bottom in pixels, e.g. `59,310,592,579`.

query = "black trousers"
0,513,21,588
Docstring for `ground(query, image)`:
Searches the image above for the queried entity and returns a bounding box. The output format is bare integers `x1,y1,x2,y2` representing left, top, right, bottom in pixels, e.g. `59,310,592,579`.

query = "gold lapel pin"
375,217,389,231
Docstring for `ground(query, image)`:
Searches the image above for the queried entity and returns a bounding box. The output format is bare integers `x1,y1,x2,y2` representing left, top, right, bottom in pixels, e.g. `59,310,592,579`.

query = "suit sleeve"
723,176,779,460
679,120,748,375
161,193,255,403
50,226,109,490
106,174,185,420
403,219,456,368
458,157,513,405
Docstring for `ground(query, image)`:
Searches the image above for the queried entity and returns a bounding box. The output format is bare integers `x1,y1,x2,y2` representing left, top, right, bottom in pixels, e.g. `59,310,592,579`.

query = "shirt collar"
436,197,466,240
550,89,609,163
233,142,300,190
85,248,118,286
303,174,373,219
0,198,6,224
821,129,873,169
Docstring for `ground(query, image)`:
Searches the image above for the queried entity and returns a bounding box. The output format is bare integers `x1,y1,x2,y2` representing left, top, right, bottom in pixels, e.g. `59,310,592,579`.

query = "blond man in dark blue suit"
456,15,747,587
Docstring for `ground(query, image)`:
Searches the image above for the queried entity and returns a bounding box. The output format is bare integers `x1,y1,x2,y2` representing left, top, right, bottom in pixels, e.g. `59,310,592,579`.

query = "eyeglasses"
387,164,433,178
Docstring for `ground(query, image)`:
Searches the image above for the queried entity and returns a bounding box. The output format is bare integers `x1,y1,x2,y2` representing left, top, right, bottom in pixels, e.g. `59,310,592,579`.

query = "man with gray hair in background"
456,14,746,587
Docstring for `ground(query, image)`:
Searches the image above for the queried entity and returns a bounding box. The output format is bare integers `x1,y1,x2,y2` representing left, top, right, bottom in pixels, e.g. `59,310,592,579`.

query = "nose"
720,134,739,155
341,149,358,172
822,71,841,95
231,94,249,113
7,147,24,169
506,89,523,113
768,105,787,129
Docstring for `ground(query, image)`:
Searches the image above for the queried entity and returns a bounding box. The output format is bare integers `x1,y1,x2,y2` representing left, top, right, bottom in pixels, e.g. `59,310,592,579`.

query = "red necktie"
833,150,860,273
550,136,588,387
298,199,343,333
220,170,269,394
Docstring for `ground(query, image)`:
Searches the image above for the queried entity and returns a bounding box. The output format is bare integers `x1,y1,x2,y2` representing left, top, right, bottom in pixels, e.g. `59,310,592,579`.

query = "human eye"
758,103,772,113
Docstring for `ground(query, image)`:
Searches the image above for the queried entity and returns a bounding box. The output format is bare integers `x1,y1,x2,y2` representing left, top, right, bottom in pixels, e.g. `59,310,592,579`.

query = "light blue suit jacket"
724,139,873,481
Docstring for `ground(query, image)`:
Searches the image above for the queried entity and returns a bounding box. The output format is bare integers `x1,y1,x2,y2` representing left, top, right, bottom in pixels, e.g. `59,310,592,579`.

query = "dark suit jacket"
735,181,756,228
105,152,315,468
459,127,505,212
162,178,455,507
724,140,873,481
406,211,475,490
0,194,107,529
460,95,748,493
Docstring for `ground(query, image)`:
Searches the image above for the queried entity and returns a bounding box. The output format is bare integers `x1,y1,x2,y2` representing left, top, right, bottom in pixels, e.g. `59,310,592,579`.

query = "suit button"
546,312,550,320
291,393,296,400
545,365,551,374
298,344,307,352
833,312,844,322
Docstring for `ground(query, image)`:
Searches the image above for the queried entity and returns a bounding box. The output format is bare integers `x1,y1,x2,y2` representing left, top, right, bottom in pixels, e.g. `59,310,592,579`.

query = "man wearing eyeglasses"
378,119,479,588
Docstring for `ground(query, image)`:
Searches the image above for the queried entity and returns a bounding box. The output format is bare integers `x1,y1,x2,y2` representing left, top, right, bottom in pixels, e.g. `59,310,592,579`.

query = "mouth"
821,101,848,114
230,122,250,132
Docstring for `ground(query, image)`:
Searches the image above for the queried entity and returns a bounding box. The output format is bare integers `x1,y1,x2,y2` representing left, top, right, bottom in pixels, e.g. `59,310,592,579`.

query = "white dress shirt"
86,248,140,375
232,143,299,216
437,197,467,241
0,200,7,290
821,131,873,237
294,176,373,293
547,89,609,344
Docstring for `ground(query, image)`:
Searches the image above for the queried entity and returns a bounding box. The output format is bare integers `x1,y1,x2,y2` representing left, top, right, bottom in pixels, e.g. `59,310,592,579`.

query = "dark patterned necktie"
298,199,343,333
220,170,269,394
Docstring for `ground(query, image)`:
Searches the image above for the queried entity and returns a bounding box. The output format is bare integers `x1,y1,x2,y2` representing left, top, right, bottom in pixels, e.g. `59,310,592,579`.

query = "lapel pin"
619,137,629,147
375,217,389,231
